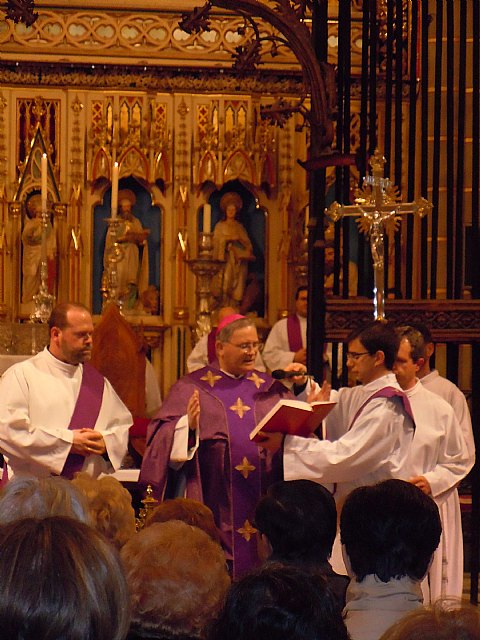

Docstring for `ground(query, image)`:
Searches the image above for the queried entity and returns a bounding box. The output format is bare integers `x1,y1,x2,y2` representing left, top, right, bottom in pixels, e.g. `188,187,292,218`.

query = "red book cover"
249,399,336,443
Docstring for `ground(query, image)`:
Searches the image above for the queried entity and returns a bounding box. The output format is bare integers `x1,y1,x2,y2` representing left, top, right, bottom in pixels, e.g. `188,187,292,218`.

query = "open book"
249,398,337,443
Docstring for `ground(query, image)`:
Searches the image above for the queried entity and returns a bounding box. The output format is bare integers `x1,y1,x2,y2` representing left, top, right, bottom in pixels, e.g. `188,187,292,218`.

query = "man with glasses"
141,314,314,578
260,321,416,573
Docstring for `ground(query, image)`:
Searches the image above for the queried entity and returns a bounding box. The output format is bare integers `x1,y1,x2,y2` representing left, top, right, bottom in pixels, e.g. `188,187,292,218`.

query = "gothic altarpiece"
0,85,315,393
0,2,391,395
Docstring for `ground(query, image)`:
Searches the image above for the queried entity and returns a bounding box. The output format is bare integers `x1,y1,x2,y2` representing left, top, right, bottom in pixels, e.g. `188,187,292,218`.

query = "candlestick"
41,154,47,213
203,203,211,233
111,162,119,219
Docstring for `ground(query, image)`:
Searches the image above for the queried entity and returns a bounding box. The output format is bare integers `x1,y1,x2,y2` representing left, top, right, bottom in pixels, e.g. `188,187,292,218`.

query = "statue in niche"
21,193,56,304
103,189,150,309
212,192,255,309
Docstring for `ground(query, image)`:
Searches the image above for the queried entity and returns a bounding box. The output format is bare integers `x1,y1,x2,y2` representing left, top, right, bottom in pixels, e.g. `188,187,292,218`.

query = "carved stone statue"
104,189,150,309
21,194,56,304
212,192,254,309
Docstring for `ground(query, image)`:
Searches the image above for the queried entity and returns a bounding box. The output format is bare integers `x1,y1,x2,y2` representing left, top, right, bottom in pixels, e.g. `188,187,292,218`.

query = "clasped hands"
71,429,106,457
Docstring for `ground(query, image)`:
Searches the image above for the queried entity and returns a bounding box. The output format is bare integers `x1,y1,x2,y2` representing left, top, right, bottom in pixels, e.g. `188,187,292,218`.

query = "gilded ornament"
229,397,251,418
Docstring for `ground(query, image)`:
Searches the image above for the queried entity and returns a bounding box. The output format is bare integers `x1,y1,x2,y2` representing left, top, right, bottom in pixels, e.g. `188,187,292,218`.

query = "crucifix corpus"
325,149,432,320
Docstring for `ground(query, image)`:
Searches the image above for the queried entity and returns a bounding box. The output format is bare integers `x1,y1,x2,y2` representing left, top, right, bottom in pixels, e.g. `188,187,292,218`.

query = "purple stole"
287,314,303,352
349,386,416,431
61,363,105,479
207,329,217,364
190,368,266,578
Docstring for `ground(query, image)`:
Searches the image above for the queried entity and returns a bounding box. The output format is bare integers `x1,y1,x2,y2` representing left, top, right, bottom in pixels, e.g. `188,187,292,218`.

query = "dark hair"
0,516,130,640
208,563,349,640
395,325,426,363
48,302,91,331
347,321,399,369
295,286,308,300
340,479,441,583
254,480,336,565
379,598,480,640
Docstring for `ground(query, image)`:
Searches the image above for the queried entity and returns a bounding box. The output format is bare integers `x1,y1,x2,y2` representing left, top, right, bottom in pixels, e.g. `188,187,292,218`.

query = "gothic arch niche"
208,179,266,317
92,176,162,315
12,126,64,319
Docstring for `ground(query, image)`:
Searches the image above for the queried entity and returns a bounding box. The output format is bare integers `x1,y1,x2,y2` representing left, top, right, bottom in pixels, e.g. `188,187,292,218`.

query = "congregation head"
145,496,220,543
254,479,336,566
340,479,442,583
0,475,90,524
72,472,136,549
0,516,130,640
121,520,230,640
208,563,349,640
379,598,480,640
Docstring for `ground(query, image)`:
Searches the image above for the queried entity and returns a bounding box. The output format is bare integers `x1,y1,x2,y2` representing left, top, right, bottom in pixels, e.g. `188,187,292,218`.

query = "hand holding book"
249,398,337,444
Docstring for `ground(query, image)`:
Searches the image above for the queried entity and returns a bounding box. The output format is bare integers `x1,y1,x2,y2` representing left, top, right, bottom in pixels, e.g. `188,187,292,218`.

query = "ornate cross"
326,149,432,320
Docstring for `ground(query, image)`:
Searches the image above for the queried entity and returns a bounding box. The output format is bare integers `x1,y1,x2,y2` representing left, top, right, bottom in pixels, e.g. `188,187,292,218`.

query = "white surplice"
0,347,132,478
262,315,307,371
284,373,415,574
420,369,475,464
405,380,473,602
284,373,415,499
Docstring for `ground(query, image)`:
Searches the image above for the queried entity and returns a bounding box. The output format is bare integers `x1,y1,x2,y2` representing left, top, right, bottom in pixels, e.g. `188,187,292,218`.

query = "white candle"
111,162,119,219
203,203,211,233
41,153,47,213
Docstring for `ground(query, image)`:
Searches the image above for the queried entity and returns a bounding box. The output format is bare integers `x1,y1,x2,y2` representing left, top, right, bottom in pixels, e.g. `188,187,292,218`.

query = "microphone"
271,369,310,380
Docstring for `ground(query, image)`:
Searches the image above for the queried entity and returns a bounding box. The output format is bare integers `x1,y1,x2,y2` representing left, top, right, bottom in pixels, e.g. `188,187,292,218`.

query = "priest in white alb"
0,302,132,480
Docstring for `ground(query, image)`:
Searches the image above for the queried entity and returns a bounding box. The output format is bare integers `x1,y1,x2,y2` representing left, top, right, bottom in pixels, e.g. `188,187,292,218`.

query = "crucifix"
326,149,433,320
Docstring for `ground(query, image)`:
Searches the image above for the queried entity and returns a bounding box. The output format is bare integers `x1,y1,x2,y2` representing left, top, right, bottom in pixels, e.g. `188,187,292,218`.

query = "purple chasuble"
190,368,267,578
349,386,416,431
61,363,105,479
287,314,303,352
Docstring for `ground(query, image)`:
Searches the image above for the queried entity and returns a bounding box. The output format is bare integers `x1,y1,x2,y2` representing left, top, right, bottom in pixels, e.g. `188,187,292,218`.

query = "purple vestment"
287,314,303,352
140,366,293,578
62,363,105,479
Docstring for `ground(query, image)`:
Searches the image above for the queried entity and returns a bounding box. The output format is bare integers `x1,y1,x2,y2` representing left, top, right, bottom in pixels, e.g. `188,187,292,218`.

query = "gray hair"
216,317,257,343
0,475,91,524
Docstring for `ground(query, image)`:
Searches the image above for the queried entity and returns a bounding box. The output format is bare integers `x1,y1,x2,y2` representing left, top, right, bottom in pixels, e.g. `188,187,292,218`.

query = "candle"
203,203,211,233
111,162,119,219
41,153,47,213
305,204,310,228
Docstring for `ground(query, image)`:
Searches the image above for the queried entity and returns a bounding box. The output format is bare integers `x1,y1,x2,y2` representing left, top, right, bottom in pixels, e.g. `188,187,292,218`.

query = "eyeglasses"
346,351,370,361
227,341,261,352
